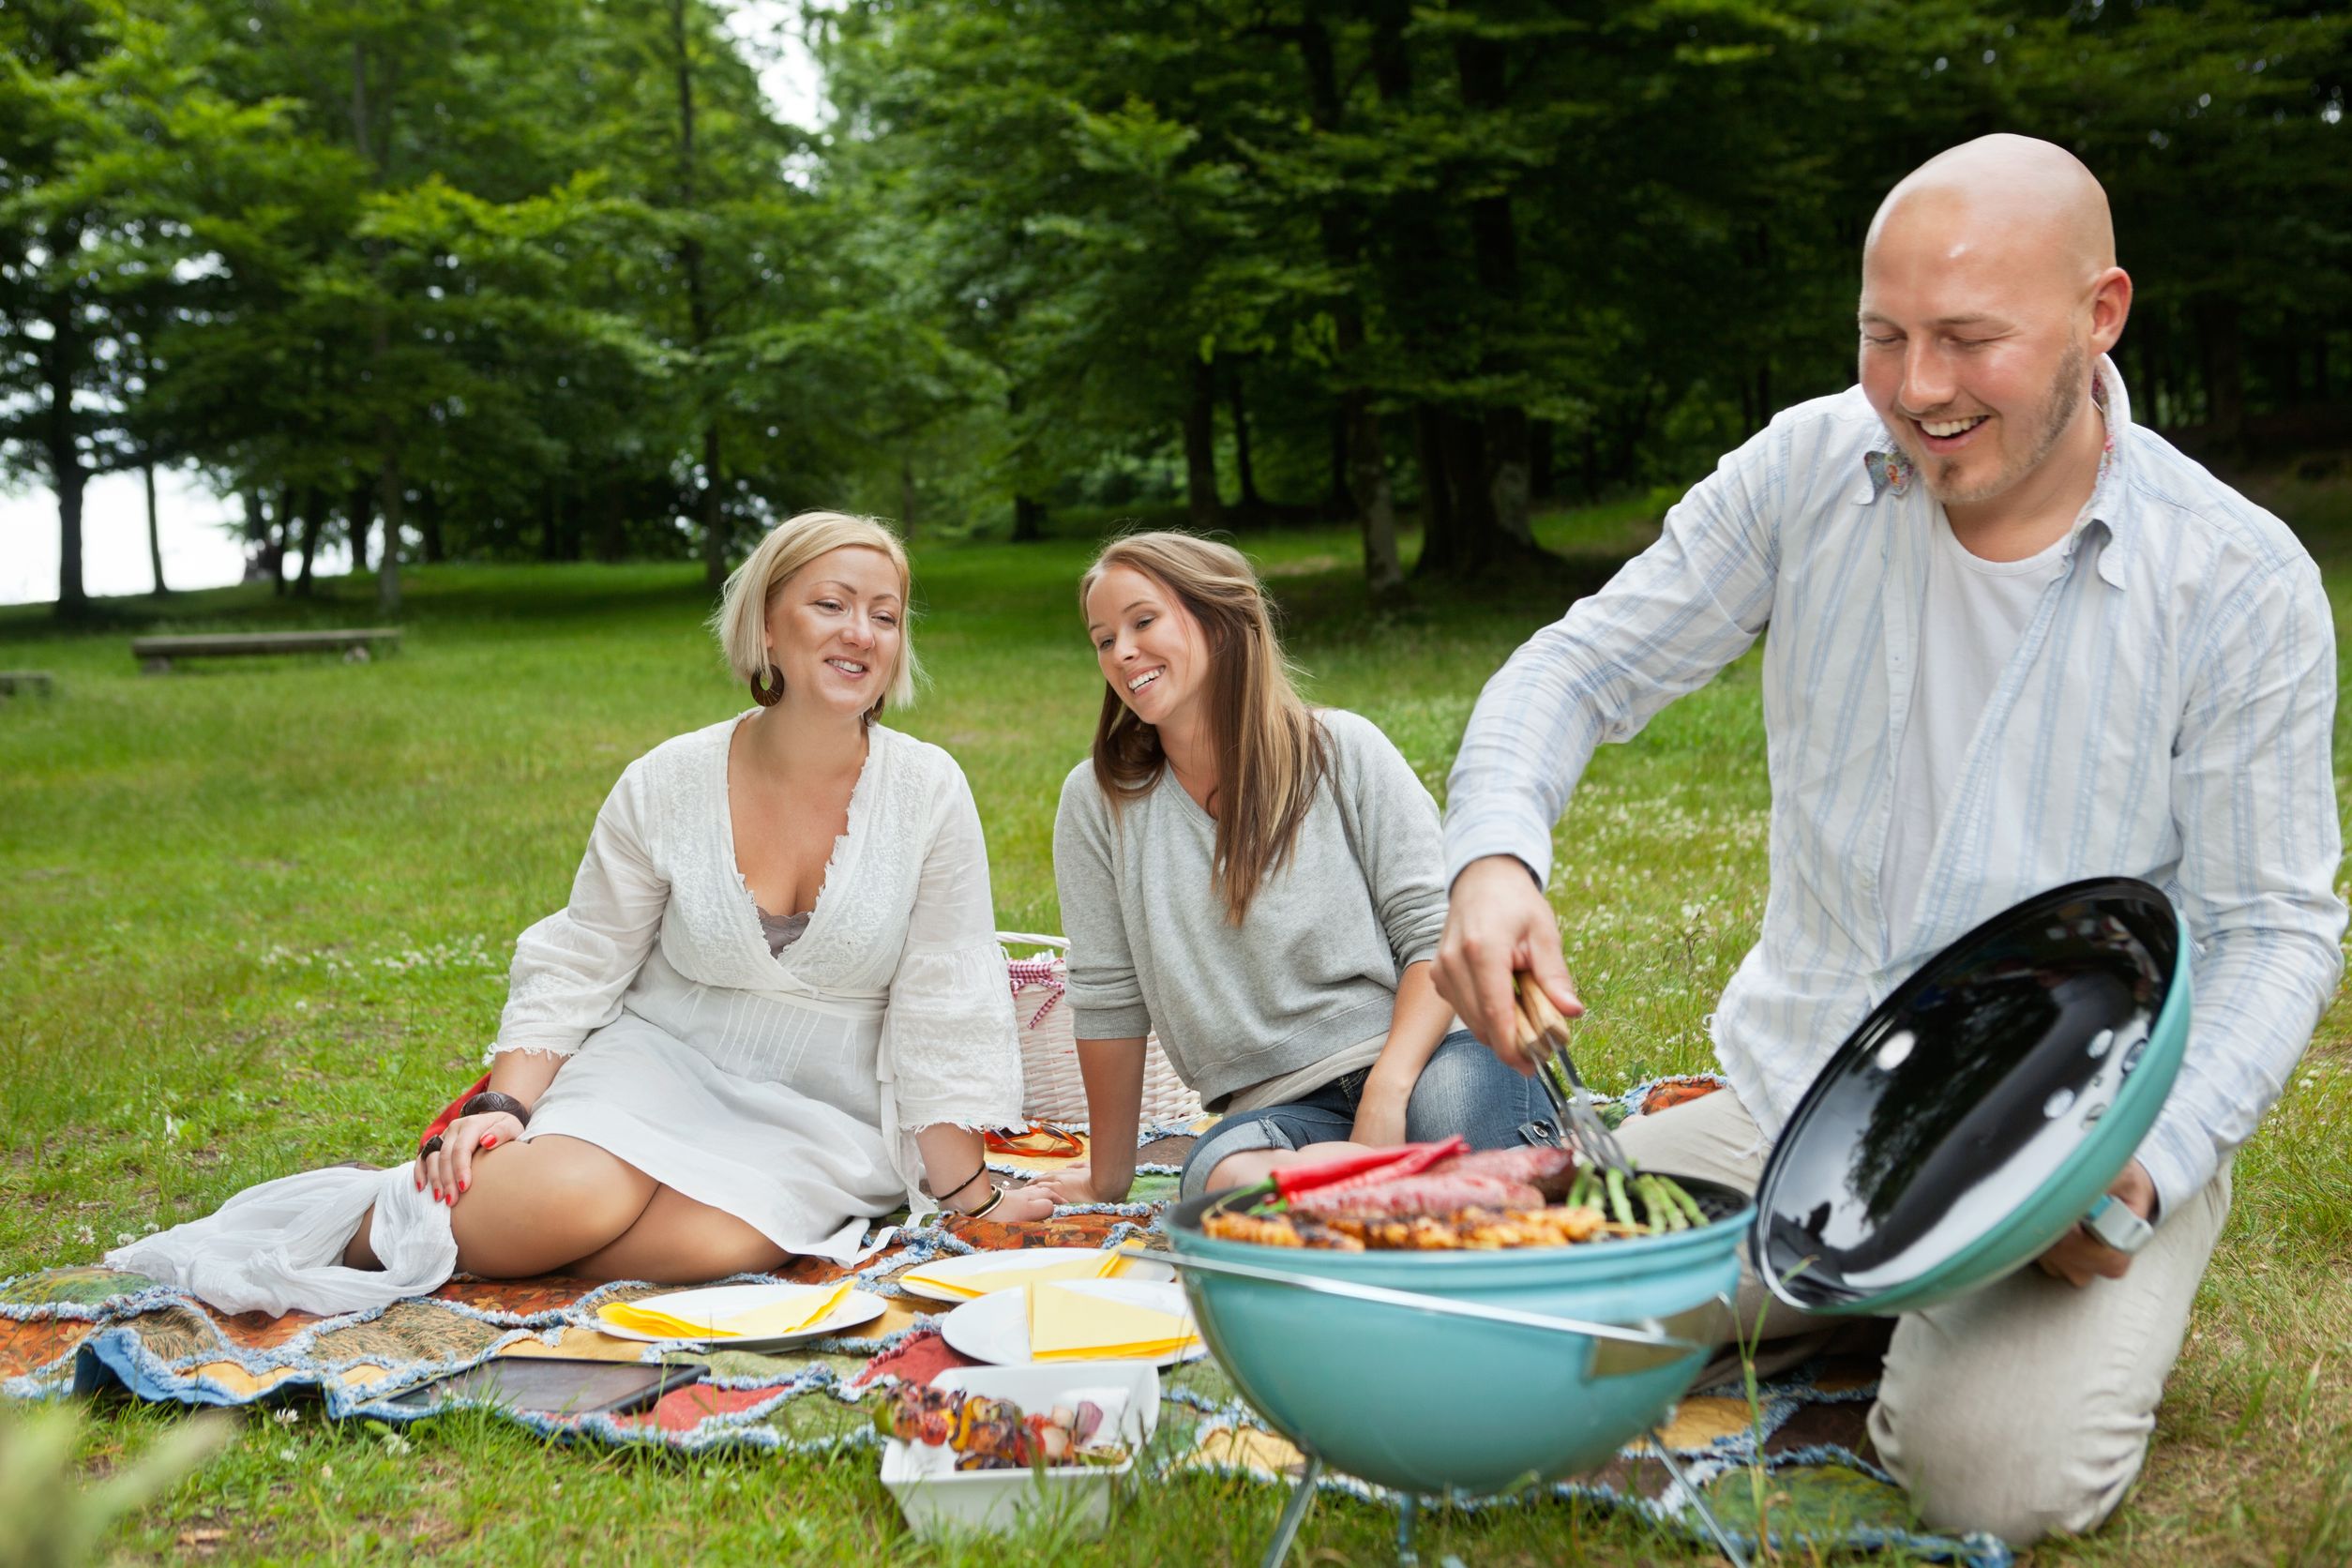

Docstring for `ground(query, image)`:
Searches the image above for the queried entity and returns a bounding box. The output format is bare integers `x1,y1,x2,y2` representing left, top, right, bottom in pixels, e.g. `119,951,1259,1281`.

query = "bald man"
1435,136,2343,1545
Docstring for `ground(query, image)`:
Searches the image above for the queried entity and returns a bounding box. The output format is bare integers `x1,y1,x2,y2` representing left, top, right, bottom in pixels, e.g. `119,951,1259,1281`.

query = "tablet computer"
386,1356,706,1418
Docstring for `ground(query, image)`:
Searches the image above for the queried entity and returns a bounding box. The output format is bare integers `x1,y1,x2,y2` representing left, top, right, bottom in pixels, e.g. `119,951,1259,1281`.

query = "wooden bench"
131,628,402,674
0,670,55,699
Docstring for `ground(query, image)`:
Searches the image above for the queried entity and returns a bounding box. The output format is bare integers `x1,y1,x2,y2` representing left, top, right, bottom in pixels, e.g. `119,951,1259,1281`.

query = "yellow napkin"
1027,1282,1198,1362
599,1280,852,1341
898,1251,1130,1302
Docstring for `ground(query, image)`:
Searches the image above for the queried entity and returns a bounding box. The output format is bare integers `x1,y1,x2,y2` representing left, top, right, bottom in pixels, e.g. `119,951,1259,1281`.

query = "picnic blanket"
0,1095,2011,1566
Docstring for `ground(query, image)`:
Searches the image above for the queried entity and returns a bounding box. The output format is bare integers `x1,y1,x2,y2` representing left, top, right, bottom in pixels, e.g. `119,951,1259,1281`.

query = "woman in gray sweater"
1035,533,1545,1205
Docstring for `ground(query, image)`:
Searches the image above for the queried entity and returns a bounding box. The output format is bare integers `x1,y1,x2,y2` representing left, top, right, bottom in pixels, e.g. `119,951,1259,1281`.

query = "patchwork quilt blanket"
1,1106,2009,1565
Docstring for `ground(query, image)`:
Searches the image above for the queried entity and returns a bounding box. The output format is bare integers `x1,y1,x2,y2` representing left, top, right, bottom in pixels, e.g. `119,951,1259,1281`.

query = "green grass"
3,487,2348,1564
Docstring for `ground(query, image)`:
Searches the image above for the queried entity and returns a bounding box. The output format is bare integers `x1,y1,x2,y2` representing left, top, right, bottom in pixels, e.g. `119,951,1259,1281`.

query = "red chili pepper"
1270,1135,1469,1202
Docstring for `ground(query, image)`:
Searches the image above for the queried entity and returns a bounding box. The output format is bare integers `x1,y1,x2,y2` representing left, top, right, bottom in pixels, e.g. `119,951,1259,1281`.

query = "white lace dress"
108,716,1025,1314
504,715,1024,1259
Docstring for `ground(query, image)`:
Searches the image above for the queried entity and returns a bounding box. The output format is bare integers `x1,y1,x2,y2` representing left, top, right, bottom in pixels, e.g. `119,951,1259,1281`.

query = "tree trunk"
351,38,402,616
898,451,917,538
1184,356,1225,530
348,478,375,577
376,450,403,616
597,473,627,561
1293,8,1400,591
1414,403,1452,539
249,490,286,596
1012,494,1045,543
1228,363,1263,513
1327,406,1351,517
143,461,168,594
295,487,324,596
1348,397,1402,597
53,460,86,615
1419,411,1511,579
43,273,88,617
1454,26,1533,552
698,424,725,588
540,482,563,562
670,0,726,594
2197,297,2245,444
417,483,445,563
1485,404,1532,547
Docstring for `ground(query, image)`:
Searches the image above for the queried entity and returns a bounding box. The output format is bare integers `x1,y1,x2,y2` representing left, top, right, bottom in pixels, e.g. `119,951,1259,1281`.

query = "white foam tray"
879,1362,1160,1540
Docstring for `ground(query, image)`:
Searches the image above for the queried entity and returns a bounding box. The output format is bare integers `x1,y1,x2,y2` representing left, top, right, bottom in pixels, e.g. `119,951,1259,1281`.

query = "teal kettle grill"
1164,876,2190,1566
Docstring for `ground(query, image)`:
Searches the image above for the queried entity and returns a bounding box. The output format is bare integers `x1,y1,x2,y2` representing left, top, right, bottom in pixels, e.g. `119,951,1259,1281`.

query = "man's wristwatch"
2083,1193,2154,1255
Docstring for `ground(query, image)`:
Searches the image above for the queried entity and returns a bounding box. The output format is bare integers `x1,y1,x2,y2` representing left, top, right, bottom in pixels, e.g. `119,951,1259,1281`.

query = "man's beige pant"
1615,1086,2231,1547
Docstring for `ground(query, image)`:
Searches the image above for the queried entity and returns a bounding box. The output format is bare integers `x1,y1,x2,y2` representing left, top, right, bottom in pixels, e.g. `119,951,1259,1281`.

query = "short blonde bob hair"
712,510,921,718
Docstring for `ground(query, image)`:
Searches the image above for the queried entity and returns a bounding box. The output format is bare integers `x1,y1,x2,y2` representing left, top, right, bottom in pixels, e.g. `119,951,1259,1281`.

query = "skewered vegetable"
877,1384,1129,1470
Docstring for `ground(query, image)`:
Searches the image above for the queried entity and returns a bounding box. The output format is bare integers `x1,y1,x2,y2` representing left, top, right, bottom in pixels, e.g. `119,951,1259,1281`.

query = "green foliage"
0,1402,233,1568
5,0,2349,594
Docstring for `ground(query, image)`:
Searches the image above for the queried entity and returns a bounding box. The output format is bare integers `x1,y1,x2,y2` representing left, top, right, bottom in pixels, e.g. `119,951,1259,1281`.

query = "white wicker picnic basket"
1000,932,1204,1129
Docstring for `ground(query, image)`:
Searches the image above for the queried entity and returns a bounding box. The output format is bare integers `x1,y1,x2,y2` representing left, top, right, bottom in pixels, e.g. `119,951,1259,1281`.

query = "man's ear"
2088,265,2133,354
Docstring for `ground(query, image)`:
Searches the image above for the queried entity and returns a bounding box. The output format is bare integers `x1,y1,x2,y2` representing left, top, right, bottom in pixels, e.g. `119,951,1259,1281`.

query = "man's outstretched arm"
1439,420,1788,1057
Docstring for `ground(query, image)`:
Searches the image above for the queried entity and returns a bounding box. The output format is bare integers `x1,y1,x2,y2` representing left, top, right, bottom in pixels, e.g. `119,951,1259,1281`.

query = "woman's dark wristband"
462,1091,532,1126
929,1160,987,1207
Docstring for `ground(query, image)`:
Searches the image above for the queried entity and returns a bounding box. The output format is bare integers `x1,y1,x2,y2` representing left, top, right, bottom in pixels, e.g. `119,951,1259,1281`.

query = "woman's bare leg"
565,1184,790,1283
340,1135,659,1277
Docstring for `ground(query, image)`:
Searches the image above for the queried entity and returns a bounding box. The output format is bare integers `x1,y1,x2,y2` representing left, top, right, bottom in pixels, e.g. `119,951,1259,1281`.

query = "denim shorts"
1178,1029,1548,1201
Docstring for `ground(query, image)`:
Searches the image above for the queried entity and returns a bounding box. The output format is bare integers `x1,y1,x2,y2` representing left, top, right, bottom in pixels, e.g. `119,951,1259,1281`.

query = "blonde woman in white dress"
112,512,1048,1315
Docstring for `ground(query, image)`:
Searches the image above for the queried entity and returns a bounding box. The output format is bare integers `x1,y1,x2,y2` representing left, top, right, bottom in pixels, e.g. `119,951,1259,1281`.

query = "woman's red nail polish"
460,1180,469,1193
481,1137,496,1149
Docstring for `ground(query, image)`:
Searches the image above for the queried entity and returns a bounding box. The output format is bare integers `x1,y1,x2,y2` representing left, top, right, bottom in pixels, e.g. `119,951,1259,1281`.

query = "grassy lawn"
2,487,2347,1564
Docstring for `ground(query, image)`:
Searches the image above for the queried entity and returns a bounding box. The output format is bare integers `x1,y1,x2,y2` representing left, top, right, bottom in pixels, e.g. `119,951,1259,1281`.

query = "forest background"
7,0,2349,612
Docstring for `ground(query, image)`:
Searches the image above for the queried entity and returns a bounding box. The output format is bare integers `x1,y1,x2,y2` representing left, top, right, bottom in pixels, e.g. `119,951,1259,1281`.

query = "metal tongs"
1512,973,1633,1177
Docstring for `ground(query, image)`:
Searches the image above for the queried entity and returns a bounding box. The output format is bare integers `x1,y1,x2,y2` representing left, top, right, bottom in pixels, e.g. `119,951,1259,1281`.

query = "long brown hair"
1078,532,1328,925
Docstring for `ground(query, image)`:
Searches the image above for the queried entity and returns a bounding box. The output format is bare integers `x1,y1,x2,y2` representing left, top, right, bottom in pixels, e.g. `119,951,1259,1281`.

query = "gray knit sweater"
1053,709,1449,1110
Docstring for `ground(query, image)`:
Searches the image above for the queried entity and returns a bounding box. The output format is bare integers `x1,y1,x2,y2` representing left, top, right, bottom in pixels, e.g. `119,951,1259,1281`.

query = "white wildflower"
163,1113,183,1139
319,1463,333,1481
278,1445,297,1463
115,1231,137,1246
272,1408,301,1426
381,1432,413,1457
72,1224,95,1246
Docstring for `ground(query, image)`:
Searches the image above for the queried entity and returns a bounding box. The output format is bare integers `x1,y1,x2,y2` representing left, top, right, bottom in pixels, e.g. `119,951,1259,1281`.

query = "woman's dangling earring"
749,661,785,707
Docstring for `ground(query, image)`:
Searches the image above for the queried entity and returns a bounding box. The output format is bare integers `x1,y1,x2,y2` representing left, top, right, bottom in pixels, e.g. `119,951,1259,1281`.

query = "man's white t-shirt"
1880,512,2072,944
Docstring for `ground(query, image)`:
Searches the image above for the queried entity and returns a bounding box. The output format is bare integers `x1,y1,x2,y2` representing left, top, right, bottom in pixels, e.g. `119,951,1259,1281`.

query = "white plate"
593,1283,888,1349
935,1279,1205,1367
897,1247,1176,1304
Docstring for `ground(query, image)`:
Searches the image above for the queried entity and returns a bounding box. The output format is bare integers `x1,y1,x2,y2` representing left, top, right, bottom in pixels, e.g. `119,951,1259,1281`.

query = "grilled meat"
1291,1171,1545,1214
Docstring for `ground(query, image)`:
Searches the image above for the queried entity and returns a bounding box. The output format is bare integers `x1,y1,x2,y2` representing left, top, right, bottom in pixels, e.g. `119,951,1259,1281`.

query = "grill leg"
1259,1451,1321,1568
1394,1493,1419,1565
1645,1426,1751,1568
